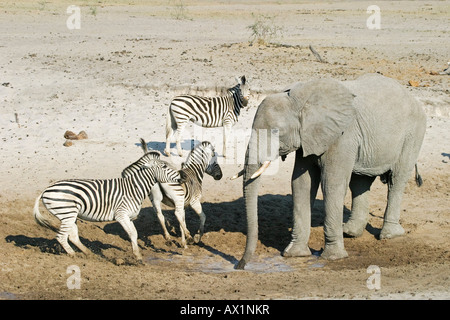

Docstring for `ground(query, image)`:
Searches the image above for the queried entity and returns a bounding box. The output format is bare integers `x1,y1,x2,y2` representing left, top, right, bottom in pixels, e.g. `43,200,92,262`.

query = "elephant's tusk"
230,169,244,180
250,161,271,179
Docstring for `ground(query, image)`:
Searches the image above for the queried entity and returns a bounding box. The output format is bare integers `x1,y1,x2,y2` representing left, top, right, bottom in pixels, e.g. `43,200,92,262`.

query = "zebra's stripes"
121,140,192,248
122,140,222,244
178,141,222,243
165,76,248,157
34,159,182,261
180,141,223,206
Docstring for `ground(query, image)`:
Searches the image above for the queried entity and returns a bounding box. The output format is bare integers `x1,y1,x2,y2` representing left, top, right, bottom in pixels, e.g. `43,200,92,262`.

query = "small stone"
77,130,88,140
64,130,78,140
408,80,420,87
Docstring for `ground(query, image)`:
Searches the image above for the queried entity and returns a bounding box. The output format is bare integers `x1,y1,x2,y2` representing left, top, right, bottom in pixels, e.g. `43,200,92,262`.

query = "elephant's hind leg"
380,141,422,239
379,170,409,239
343,174,376,237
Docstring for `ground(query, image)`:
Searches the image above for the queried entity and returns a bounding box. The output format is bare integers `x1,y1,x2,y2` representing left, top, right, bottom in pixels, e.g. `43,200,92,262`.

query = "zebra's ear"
236,75,246,85
139,138,148,153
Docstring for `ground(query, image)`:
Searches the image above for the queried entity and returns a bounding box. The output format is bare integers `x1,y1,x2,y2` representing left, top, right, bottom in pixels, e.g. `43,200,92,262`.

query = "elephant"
235,73,426,269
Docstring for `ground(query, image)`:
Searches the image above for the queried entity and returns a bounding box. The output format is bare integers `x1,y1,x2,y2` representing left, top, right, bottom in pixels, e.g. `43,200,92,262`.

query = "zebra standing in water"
165,75,249,157
33,159,184,261
123,140,222,244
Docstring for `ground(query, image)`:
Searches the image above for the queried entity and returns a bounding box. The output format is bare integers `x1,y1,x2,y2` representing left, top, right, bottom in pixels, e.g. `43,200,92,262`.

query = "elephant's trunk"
236,162,260,270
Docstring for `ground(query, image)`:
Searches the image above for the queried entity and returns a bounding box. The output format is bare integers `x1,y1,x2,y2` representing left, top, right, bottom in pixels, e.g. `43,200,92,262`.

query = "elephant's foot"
379,222,405,239
343,218,367,238
282,242,311,257
321,243,348,260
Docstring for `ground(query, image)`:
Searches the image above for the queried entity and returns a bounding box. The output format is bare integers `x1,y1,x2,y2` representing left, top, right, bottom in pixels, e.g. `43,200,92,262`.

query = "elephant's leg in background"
343,174,376,237
283,150,320,257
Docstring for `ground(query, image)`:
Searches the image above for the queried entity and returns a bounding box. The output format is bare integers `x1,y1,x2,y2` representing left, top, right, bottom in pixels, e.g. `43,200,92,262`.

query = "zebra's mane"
227,83,241,95
121,151,161,178
182,141,213,168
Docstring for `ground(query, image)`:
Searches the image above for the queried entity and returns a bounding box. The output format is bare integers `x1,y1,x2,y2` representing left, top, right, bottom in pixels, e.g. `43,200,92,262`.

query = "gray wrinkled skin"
237,73,426,269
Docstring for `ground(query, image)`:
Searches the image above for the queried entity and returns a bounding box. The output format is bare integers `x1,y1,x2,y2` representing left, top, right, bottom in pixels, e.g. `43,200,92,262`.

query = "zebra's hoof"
193,234,202,244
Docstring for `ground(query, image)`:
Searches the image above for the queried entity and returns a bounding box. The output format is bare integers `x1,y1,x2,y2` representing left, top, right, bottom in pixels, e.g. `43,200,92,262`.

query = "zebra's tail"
33,193,59,232
166,106,177,140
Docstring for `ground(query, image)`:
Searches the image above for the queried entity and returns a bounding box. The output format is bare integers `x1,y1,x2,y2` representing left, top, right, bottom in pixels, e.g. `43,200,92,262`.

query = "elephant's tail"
415,164,423,187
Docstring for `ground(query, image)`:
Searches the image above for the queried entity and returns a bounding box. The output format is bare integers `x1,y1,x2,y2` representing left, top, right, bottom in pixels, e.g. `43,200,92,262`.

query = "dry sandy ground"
0,1,449,301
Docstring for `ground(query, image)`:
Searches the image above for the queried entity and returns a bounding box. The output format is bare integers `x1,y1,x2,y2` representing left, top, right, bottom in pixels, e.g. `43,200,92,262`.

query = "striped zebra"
123,140,222,244
165,75,249,157
33,158,184,261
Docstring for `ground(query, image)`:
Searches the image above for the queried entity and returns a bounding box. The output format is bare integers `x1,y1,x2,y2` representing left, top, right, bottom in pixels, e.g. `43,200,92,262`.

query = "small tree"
247,14,283,45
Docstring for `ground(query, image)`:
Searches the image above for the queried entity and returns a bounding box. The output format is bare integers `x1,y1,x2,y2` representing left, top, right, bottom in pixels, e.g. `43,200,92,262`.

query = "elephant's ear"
293,79,356,157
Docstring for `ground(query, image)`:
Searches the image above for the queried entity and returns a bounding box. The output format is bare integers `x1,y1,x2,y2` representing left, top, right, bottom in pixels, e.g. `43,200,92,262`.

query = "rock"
408,80,420,87
77,130,88,140
114,258,125,266
64,130,88,140
64,130,78,140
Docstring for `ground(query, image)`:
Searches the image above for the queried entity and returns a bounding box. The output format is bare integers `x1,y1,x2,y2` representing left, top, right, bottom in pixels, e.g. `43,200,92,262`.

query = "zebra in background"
123,140,222,244
165,75,249,157
33,159,185,261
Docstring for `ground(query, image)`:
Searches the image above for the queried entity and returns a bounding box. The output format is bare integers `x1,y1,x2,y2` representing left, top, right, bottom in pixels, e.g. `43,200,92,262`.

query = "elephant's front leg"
320,154,354,260
283,151,320,257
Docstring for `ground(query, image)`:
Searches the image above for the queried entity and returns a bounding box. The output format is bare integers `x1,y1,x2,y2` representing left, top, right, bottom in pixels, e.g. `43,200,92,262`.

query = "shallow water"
145,253,325,273
0,291,18,300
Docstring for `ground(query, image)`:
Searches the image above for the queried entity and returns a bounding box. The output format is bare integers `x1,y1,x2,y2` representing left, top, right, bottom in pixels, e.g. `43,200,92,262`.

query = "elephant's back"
343,73,425,123
343,74,426,175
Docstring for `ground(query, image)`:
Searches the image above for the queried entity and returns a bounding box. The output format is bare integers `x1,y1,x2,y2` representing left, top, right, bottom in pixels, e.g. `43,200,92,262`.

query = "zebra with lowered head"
33,158,184,261
165,75,249,157
123,140,222,244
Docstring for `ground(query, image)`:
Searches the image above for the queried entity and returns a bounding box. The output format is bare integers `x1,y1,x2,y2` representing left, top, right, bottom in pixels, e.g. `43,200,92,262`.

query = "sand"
0,1,449,300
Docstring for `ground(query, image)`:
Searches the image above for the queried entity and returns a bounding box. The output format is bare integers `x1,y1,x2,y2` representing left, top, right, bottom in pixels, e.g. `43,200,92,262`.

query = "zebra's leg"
55,216,77,257
173,203,193,248
115,212,142,261
68,222,90,255
190,200,205,243
165,124,174,157
150,188,172,242
174,121,188,157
